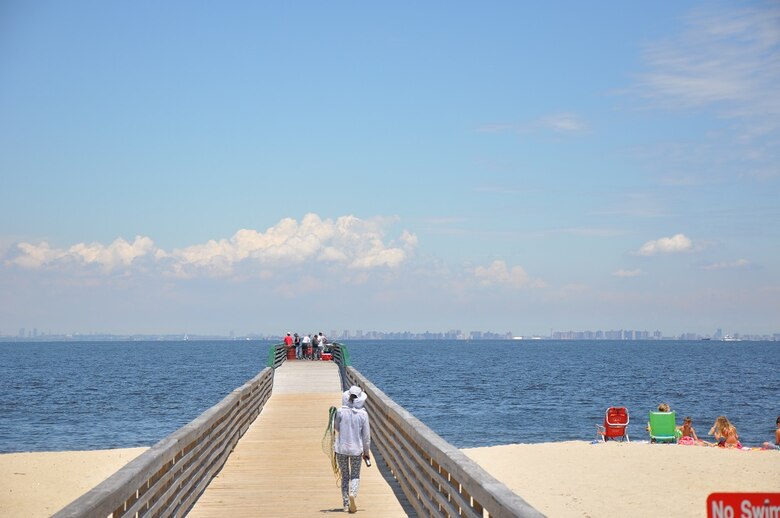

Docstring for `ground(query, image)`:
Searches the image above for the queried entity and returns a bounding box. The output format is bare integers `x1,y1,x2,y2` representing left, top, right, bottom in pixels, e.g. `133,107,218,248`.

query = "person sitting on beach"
646,402,672,432
761,416,780,450
678,416,700,445
709,415,741,448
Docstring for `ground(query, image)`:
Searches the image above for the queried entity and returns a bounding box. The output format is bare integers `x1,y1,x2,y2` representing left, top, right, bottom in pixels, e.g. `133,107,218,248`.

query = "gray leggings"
336,453,362,503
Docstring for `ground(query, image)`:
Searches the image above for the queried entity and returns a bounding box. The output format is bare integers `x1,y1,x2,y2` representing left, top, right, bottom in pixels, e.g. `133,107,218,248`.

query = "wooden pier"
54,343,542,518
186,360,411,517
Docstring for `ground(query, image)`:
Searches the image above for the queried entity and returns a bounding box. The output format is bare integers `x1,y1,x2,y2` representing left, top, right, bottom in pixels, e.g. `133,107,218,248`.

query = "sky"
1,1,778,337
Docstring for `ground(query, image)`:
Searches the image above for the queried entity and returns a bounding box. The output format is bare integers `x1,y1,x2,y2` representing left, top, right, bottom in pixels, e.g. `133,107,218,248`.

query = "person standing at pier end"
294,333,301,359
318,332,327,359
311,332,320,360
334,386,371,513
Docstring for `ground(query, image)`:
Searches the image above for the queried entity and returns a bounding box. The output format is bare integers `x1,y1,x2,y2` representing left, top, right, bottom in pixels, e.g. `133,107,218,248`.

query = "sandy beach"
463,441,780,517
2,442,778,517
0,448,147,518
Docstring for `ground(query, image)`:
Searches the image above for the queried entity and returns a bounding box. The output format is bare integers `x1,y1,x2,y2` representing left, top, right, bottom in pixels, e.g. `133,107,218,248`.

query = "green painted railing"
267,342,287,368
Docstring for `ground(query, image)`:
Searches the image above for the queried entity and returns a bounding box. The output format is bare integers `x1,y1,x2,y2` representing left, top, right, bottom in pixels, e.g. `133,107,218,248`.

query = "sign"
707,493,780,518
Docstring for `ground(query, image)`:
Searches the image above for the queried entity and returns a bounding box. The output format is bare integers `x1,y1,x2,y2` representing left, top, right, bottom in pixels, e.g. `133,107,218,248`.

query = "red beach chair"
596,407,630,442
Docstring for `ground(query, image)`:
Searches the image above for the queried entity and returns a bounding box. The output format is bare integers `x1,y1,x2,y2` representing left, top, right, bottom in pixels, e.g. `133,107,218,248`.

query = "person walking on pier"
302,333,311,360
334,386,371,513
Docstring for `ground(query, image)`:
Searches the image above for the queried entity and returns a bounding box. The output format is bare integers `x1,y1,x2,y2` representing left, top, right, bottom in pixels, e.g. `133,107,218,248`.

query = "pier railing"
330,343,543,518
54,341,542,518
53,353,276,518
268,342,287,368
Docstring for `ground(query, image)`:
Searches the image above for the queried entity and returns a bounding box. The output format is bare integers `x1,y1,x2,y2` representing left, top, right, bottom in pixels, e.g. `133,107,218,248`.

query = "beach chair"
596,407,630,442
648,411,678,443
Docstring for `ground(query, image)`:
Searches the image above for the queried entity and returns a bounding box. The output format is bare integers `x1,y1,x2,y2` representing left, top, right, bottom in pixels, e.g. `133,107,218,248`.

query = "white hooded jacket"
334,388,371,457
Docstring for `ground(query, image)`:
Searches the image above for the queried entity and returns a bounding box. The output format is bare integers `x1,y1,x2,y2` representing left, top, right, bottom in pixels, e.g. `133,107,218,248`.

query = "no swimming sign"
707,493,780,518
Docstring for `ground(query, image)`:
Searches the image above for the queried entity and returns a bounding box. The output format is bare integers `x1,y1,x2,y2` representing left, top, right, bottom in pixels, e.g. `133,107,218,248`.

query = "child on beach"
761,416,780,450
709,416,741,448
678,416,700,445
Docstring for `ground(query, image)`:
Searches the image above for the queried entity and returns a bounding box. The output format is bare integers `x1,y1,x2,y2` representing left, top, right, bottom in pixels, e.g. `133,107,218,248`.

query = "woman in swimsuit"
709,415,741,448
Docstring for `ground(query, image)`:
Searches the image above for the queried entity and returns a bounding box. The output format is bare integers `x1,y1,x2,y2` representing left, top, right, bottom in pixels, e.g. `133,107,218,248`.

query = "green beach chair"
648,411,678,443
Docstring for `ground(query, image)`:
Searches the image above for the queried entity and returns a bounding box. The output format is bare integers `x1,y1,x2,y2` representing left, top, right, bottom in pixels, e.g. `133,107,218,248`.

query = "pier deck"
186,360,412,517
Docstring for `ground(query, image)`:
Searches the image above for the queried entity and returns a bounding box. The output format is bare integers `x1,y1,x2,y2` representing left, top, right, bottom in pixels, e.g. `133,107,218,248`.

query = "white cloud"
474,260,529,288
627,5,780,183
399,230,418,249
477,112,588,136
613,269,643,278
637,233,693,256
539,113,587,134
702,258,750,271
5,214,416,278
7,236,156,272
635,6,780,125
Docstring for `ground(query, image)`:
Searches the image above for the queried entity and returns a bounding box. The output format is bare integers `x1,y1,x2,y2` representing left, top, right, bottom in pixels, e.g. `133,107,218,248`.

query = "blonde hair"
657,403,670,412
710,415,731,436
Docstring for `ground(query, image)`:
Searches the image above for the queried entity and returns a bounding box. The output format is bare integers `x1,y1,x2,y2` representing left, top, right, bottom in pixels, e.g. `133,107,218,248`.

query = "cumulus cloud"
702,258,751,271
637,233,693,256
7,236,156,272
474,260,530,288
5,214,417,278
613,269,643,278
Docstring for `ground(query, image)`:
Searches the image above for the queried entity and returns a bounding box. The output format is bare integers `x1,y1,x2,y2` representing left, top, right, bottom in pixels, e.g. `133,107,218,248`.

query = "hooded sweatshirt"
334,391,371,457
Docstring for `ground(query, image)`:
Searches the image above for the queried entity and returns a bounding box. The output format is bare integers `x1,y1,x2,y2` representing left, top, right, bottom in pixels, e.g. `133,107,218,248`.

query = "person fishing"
333,386,371,513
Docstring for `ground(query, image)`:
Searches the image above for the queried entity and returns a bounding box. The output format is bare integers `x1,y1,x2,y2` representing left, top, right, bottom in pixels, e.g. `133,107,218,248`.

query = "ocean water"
347,340,779,448
0,341,267,452
0,340,777,453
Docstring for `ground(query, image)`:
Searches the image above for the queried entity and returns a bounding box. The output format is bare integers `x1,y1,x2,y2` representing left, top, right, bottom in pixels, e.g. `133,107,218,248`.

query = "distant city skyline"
2,3,778,337
2,326,778,342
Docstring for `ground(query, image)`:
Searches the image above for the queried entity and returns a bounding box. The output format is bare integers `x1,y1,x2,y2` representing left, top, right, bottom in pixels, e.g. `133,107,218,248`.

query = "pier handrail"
53,365,275,518
330,343,543,518
268,342,287,368
329,342,350,391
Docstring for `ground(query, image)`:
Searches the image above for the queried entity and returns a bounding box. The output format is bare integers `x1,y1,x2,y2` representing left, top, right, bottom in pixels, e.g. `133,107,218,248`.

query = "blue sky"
1,1,778,337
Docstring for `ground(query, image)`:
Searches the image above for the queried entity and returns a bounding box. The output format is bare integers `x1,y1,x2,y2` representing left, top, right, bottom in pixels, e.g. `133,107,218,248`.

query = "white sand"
462,441,780,517
3,442,778,517
0,448,147,518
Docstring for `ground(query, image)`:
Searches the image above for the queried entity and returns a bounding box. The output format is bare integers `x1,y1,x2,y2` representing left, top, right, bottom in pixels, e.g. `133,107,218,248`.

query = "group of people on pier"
283,331,328,360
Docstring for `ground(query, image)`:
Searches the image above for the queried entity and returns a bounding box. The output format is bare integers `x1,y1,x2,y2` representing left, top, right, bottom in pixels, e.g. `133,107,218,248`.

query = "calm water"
0,341,268,452
347,340,779,447
0,340,777,452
